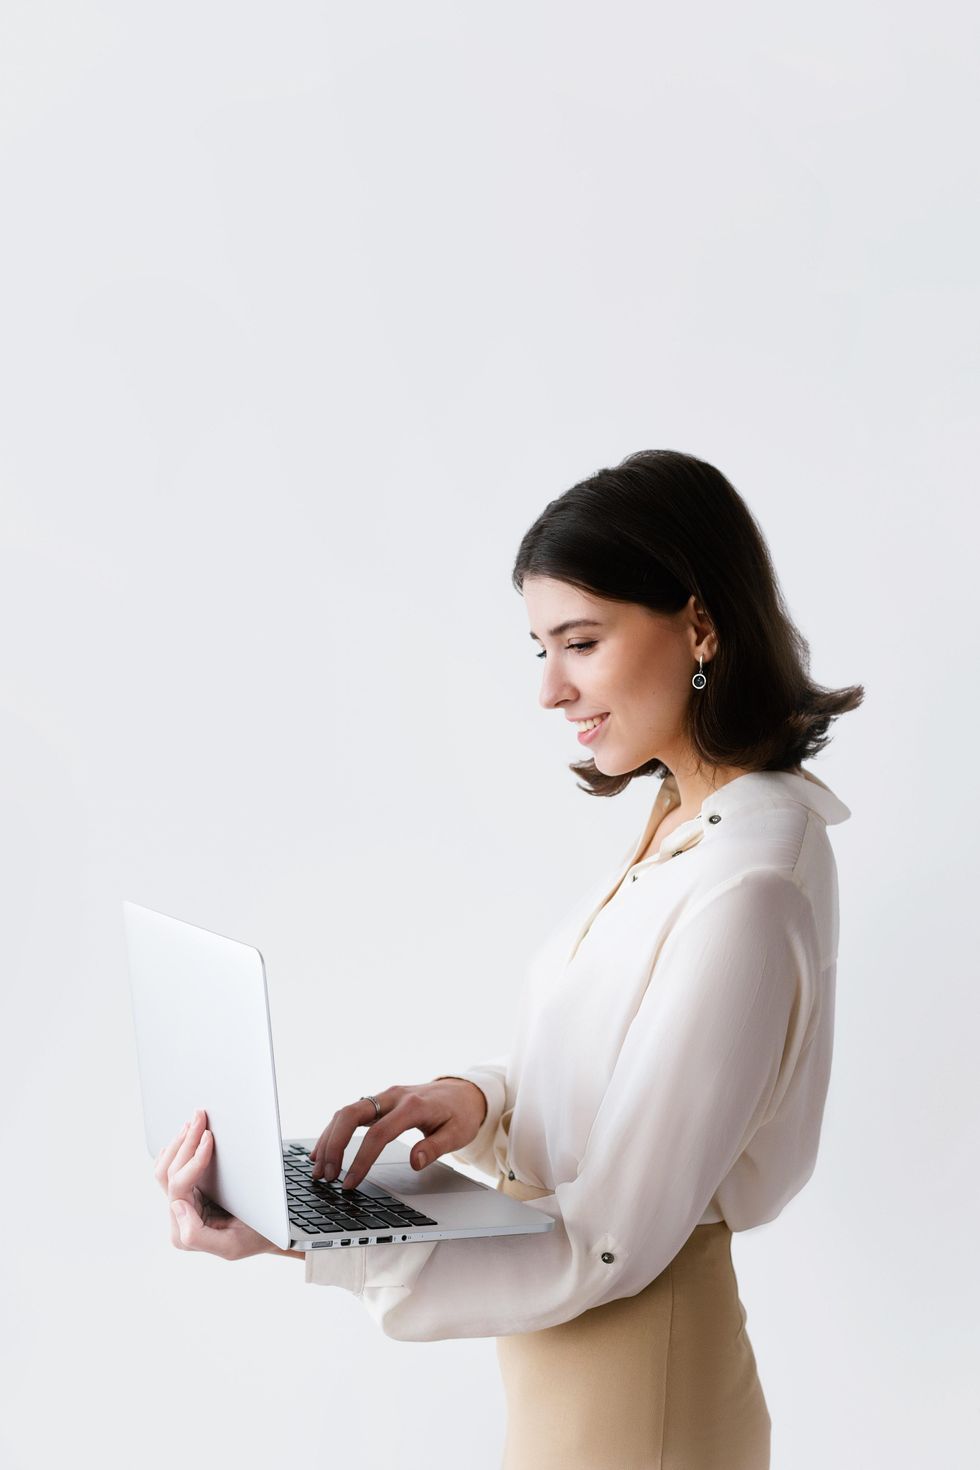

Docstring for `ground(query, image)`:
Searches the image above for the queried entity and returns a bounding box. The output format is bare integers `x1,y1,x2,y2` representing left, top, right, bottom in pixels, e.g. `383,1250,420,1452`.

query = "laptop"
123,901,554,1253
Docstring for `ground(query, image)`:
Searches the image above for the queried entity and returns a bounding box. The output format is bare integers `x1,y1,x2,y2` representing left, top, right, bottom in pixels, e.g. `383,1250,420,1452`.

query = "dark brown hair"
512,448,865,797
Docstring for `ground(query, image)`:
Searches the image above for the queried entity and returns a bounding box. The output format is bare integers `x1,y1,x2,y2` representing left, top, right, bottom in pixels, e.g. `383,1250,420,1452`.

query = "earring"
691,655,707,690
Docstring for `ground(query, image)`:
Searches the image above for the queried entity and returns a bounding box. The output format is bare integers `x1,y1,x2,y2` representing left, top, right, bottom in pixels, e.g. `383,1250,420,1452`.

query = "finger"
313,1116,357,1181
153,1120,191,1191
403,1119,461,1172
318,1095,396,1182
308,1124,332,1177
340,1094,429,1192
170,1196,232,1259
170,1126,214,1195
311,1116,355,1181
368,1105,476,1179
168,1110,207,1183
312,1091,400,1180
170,1198,274,1262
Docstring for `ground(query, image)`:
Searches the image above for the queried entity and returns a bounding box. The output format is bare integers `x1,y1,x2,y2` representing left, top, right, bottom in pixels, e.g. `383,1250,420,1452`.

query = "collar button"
708,813,722,824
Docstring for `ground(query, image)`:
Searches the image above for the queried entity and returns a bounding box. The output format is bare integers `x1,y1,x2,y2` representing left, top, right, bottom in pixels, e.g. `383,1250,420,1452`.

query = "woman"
156,449,863,1468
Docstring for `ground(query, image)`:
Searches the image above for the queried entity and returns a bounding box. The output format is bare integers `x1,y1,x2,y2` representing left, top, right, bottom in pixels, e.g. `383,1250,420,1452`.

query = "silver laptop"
123,901,554,1253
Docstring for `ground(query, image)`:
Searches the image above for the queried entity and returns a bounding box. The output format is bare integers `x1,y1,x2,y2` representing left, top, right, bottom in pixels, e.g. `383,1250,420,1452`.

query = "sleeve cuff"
432,1067,507,1171
305,1247,367,1292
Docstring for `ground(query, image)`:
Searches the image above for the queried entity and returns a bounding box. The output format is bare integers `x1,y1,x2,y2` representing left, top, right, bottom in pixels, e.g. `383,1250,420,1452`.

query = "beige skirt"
494,1172,771,1470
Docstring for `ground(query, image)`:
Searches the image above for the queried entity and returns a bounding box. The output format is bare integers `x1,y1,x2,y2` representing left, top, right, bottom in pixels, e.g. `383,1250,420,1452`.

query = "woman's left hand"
154,1108,279,1260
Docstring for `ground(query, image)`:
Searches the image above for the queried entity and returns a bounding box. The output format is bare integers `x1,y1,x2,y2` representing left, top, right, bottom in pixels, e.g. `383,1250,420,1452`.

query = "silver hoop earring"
691,656,707,690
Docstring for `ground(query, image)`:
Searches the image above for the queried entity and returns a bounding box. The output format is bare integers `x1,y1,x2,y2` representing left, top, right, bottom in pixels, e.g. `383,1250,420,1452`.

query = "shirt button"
601,1251,615,1263
671,850,683,858
708,813,722,824
631,872,638,881
507,1170,516,1180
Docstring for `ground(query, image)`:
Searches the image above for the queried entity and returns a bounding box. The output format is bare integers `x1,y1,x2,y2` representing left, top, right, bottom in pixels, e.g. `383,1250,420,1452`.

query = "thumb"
171,1198,192,1240
411,1124,457,1170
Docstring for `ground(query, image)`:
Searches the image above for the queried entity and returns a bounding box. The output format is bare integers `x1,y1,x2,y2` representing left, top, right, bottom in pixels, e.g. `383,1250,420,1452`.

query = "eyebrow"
528,619,603,642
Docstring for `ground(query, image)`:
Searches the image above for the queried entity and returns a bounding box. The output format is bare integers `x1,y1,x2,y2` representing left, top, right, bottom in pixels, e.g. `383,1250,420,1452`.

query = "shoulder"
696,792,839,924
682,866,813,936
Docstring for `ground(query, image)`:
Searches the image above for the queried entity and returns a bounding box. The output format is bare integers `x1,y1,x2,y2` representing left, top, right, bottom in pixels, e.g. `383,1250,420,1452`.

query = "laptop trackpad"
364,1161,484,1197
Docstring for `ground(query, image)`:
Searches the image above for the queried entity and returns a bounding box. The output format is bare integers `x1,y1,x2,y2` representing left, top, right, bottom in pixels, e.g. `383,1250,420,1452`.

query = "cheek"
624,677,682,726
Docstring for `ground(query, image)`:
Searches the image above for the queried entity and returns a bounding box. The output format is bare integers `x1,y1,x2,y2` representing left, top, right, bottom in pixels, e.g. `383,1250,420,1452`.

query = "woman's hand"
154,1108,280,1260
309,1078,489,1191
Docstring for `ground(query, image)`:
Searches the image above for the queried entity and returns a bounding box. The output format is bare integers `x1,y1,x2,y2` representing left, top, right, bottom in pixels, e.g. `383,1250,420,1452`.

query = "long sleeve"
430,1053,511,1177
304,868,822,1341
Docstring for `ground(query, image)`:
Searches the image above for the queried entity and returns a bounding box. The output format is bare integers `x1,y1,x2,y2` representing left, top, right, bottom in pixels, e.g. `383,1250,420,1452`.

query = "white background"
2,3,977,1466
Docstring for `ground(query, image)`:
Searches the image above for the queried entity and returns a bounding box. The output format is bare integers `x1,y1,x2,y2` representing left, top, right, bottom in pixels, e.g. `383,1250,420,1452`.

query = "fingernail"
417,1152,426,1168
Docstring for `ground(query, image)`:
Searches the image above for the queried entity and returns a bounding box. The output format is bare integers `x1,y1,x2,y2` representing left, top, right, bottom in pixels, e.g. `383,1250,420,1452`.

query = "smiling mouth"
575,712,610,744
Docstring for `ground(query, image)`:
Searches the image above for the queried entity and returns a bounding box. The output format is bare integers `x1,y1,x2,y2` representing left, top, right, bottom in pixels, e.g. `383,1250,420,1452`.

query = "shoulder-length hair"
512,448,865,797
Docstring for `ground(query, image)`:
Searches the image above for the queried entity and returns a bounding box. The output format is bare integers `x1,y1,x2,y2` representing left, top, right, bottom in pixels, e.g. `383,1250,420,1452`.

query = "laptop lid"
123,901,293,1249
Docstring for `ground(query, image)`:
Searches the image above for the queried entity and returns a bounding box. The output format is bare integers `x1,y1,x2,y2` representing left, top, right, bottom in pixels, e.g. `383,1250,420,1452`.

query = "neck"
664,760,756,823
665,760,803,821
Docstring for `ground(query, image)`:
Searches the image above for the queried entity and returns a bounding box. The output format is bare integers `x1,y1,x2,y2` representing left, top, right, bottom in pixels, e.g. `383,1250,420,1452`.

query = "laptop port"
340,1239,352,1246
358,1237,369,1244
377,1235,393,1243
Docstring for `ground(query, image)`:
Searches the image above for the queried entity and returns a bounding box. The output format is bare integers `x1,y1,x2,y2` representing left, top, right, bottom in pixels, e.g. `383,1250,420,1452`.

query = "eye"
534,641,597,660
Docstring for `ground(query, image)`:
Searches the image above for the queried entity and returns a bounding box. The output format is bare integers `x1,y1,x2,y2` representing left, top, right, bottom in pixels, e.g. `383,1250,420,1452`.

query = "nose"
539,664,578,711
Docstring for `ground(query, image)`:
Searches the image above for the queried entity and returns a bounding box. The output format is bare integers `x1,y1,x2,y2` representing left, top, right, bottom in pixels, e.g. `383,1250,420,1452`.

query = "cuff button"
601,1251,615,1263
507,1169,516,1180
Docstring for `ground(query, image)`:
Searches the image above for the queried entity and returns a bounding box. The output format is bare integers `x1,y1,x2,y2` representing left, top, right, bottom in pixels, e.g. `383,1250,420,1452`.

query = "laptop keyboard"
282,1144,438,1238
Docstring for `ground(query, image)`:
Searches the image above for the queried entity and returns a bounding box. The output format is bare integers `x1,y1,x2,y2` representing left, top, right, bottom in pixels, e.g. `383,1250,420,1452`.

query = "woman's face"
523,574,714,777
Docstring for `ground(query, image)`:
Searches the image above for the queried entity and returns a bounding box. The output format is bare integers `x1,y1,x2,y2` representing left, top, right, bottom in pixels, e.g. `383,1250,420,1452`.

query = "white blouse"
305,766,851,1341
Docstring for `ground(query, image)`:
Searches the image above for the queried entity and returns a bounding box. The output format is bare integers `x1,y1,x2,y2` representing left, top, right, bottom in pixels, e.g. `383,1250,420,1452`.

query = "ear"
688,596,717,661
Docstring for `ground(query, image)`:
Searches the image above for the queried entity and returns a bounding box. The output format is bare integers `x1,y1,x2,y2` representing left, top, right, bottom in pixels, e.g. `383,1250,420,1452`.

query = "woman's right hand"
309,1078,489,1193
153,1109,279,1260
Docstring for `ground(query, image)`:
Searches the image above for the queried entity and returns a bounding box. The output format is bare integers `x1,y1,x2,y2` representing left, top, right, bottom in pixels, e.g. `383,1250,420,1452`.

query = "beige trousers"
494,1172,771,1470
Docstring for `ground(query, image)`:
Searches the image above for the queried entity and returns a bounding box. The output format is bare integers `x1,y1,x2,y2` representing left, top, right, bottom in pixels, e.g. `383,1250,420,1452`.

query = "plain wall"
2,3,977,1466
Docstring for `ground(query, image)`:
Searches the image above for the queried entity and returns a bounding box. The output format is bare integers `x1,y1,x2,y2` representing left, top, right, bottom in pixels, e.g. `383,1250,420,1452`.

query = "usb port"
377,1235,393,1244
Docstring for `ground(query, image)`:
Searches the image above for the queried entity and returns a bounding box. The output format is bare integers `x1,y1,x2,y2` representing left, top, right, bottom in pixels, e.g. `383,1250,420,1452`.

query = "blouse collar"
683,766,851,828
634,766,851,866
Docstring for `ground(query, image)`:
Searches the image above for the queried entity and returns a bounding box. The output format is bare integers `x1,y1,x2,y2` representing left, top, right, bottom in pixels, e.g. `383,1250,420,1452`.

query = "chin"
594,744,653,777
591,752,623,776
